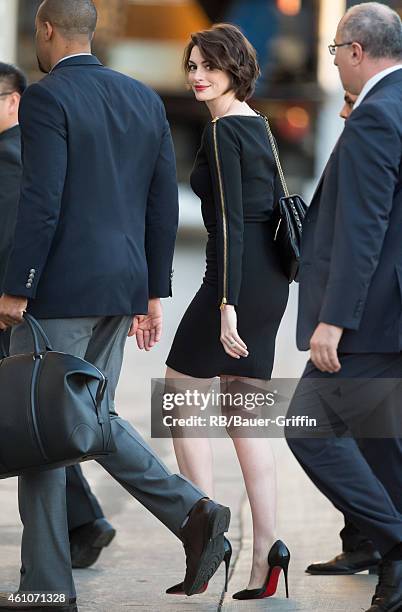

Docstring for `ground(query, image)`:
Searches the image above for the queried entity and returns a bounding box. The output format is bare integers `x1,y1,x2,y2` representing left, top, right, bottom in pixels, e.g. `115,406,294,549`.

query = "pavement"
0,236,378,611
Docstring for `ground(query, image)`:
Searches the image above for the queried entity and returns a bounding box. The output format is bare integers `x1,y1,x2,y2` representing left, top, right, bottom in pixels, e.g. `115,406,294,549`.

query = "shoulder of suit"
349,96,401,130
86,65,161,98
129,76,164,105
21,69,167,130
37,63,161,103
19,82,63,119
22,80,56,101
0,139,21,167
357,77,402,115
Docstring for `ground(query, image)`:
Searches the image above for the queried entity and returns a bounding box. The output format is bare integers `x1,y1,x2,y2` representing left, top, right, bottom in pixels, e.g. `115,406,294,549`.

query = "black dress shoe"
166,537,232,595
70,518,116,569
364,559,402,611
0,594,77,611
306,542,381,575
180,498,231,596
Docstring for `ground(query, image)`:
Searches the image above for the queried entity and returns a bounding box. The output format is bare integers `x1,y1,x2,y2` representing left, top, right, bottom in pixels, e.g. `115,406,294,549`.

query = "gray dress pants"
10,315,204,599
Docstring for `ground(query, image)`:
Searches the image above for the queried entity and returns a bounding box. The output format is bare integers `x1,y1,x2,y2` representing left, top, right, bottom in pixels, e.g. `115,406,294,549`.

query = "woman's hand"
220,305,249,359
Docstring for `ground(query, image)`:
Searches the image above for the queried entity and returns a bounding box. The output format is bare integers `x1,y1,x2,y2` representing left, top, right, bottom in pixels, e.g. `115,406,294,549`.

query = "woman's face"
187,45,232,102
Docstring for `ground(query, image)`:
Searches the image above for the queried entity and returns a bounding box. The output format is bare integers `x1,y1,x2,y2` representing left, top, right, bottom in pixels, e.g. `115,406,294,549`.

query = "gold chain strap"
258,112,290,199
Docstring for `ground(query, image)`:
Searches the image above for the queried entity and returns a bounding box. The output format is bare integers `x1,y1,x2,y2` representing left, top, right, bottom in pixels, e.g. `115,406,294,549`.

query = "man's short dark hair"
0,63,27,96
341,2,402,60
38,0,97,40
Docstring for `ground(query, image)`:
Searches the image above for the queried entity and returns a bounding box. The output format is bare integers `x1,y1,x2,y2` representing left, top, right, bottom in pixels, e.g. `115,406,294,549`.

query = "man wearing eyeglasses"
286,3,402,611
0,61,117,574
306,89,383,579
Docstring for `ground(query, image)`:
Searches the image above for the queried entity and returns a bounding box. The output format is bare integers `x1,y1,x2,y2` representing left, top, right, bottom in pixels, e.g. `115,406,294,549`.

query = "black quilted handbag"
259,112,308,282
0,313,115,479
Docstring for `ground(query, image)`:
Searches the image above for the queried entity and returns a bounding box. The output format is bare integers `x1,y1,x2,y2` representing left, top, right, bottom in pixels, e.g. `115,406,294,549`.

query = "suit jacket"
4,55,179,318
0,125,21,293
297,69,402,352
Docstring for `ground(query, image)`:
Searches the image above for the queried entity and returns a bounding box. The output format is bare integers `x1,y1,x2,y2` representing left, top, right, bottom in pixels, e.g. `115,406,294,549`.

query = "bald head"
340,2,402,60
38,0,97,41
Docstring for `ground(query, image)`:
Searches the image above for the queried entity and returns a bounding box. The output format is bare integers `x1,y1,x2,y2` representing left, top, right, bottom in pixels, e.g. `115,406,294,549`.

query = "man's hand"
128,298,163,351
310,322,344,373
0,294,28,330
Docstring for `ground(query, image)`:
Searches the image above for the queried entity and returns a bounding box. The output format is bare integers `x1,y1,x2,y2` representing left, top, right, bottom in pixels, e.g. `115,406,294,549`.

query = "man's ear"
350,42,364,66
42,20,54,42
8,92,21,115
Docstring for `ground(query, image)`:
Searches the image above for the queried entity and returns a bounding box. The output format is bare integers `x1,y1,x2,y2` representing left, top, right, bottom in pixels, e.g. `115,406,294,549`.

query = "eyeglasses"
328,42,355,55
0,91,15,97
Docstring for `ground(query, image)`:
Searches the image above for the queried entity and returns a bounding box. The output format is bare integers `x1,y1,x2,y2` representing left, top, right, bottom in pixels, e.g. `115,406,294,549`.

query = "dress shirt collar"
353,64,402,110
50,53,93,73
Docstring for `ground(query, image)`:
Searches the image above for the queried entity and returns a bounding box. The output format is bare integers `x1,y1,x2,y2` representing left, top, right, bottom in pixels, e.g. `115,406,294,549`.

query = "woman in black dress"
165,24,291,600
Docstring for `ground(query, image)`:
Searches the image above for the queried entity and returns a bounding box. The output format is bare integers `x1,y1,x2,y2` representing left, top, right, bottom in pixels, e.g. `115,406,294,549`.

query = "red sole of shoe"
258,566,282,598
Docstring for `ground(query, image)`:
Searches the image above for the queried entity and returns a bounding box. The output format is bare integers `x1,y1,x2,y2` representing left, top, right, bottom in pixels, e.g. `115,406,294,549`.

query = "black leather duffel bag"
0,313,115,479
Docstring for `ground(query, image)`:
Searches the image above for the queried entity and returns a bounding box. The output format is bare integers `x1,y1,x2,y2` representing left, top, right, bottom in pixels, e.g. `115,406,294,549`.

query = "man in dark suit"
0,61,116,571
285,3,402,611
0,1,230,610
305,89,381,577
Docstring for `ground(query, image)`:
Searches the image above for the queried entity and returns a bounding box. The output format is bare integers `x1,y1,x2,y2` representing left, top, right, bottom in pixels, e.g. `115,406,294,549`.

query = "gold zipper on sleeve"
212,117,228,310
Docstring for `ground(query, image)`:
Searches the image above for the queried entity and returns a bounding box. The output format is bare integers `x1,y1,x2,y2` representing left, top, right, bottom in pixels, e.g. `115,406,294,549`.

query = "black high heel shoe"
232,539,290,600
166,537,232,595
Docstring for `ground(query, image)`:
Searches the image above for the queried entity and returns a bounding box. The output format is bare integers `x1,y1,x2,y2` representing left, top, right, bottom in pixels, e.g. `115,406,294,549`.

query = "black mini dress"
166,115,289,379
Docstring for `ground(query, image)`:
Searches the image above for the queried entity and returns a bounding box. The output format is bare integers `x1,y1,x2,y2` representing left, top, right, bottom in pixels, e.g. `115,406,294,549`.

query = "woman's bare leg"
221,375,277,589
165,366,215,498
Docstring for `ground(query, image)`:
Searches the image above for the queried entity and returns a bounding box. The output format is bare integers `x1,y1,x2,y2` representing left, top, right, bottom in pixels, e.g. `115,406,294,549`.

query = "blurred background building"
2,0,401,226
2,0,402,224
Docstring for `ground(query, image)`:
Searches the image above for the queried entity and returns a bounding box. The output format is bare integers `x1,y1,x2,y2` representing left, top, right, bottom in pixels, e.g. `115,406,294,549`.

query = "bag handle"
23,313,53,357
0,316,52,358
255,110,290,198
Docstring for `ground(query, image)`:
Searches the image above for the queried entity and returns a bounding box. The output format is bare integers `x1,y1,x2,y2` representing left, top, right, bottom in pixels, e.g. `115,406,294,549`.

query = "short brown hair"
183,23,260,102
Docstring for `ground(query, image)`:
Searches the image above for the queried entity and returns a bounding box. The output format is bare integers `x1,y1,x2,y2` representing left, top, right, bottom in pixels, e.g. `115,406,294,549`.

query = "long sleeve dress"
166,115,289,379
